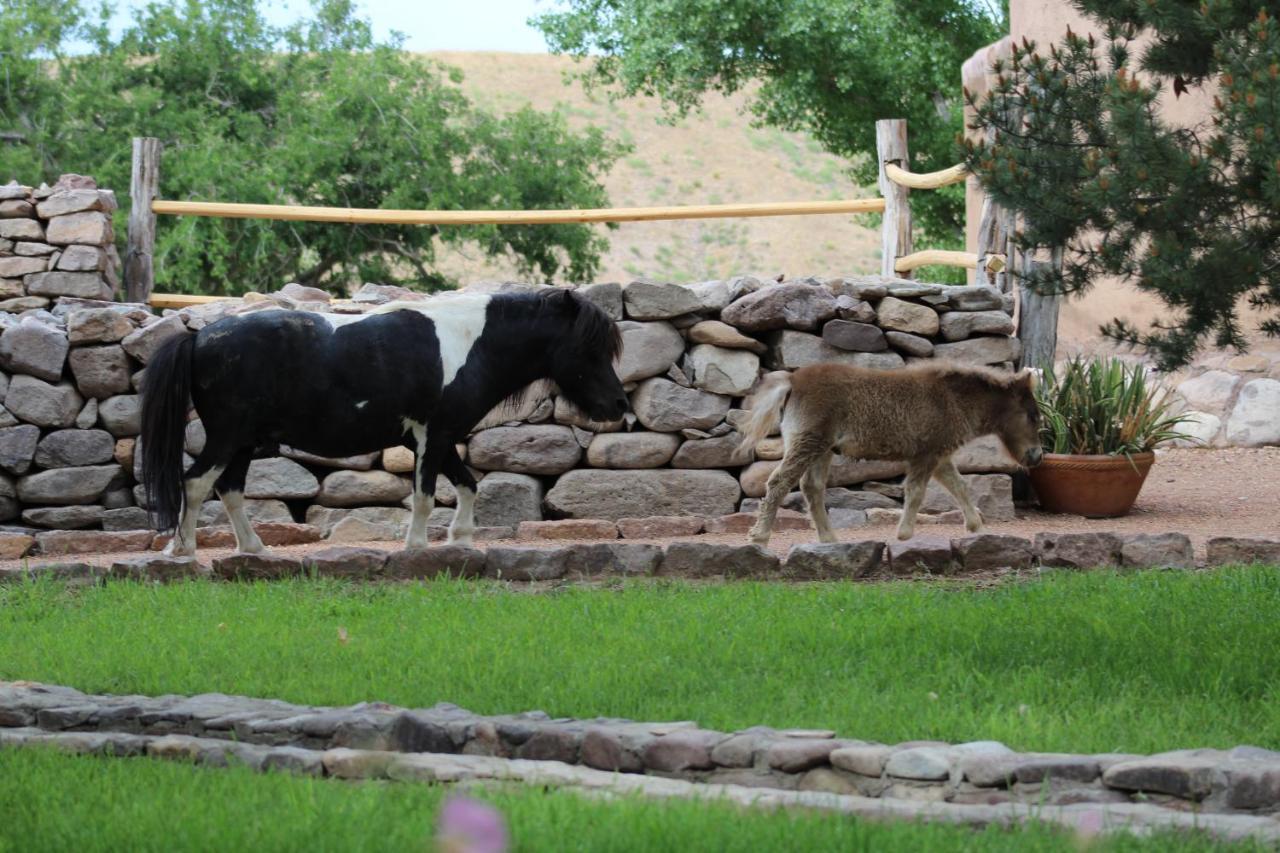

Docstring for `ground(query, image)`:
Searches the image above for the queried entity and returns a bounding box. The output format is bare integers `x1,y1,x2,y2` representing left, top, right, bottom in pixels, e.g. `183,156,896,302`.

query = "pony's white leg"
163,466,222,557
897,460,936,541
932,457,984,534
405,424,435,550
800,453,837,544
447,484,476,546
221,489,266,554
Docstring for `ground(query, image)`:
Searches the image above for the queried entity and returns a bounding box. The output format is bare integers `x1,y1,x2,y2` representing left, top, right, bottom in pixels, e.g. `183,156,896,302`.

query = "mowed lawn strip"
2,567,1278,753
0,749,1265,853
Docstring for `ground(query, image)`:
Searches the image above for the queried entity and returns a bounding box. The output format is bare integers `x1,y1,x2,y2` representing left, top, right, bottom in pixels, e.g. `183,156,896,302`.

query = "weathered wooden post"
125,137,161,304
1016,250,1062,370
875,119,912,279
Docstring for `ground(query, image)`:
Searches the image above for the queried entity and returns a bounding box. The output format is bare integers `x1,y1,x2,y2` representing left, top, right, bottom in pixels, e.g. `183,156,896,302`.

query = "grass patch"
3,568,1279,753
0,749,1259,852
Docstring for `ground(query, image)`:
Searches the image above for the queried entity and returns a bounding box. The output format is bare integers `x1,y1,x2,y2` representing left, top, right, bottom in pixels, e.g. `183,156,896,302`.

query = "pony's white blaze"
374,294,492,388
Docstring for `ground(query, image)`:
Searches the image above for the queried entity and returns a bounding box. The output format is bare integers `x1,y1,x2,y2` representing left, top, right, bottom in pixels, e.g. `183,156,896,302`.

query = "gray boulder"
316,470,411,507
0,424,41,474
578,282,623,320
17,463,122,505
621,281,702,320
546,469,740,519
475,471,543,527
22,505,106,529
938,310,1015,341
875,296,940,336
24,271,112,300
5,375,83,428
98,394,141,436
586,432,681,469
670,433,745,468
765,330,904,371
468,425,582,475
245,457,321,500
68,345,132,398
720,282,837,332
684,344,760,396
0,318,68,381
1225,379,1280,447
121,314,187,364
933,336,1022,365
66,308,135,345
630,378,731,432
34,428,115,468
821,319,887,352
931,285,1005,311
616,321,684,383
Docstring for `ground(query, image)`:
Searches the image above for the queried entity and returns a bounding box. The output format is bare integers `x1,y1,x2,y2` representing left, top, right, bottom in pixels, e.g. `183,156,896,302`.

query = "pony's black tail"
140,332,195,531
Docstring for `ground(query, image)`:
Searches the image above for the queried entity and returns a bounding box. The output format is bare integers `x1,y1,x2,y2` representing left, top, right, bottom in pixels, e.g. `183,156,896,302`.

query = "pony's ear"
546,286,579,312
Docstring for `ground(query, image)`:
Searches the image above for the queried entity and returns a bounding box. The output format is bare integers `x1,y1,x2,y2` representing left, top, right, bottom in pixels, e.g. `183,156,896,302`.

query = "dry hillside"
425,51,882,285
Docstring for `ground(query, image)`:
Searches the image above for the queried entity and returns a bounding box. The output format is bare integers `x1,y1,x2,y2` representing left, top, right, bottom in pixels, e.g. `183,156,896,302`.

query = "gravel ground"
5,447,1278,572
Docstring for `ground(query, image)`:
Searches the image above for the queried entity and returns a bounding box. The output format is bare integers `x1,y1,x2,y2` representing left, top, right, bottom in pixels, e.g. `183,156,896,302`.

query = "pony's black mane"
494,288,621,361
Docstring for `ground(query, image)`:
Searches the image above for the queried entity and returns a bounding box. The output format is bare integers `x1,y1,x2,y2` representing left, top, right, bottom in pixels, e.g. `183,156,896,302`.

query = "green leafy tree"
535,0,1004,251
0,0,624,294
965,1,1280,370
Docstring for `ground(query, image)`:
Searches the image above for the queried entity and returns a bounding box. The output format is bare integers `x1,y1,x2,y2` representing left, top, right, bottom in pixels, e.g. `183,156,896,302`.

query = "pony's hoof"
896,529,914,541
162,541,195,558
818,533,839,545
238,544,270,556
447,533,474,547
748,529,771,547
966,522,985,534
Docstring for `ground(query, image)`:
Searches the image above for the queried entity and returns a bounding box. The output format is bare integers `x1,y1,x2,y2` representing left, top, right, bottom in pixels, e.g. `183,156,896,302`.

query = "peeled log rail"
893,250,1006,274
150,197,886,226
883,162,968,190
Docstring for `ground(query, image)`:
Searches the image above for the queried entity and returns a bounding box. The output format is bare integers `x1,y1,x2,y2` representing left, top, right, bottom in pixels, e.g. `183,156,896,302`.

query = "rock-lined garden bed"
3,532,1279,584
2,681,1278,842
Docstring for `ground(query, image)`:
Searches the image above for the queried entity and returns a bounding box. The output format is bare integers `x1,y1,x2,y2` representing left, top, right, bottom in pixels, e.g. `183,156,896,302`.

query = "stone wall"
0,243,1033,539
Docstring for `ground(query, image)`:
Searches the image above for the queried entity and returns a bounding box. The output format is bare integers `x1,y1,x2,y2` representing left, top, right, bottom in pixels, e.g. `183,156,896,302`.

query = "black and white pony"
140,288,627,556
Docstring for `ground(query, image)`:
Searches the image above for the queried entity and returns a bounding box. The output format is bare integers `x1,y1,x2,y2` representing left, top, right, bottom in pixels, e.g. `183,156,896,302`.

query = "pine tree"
964,1,1280,371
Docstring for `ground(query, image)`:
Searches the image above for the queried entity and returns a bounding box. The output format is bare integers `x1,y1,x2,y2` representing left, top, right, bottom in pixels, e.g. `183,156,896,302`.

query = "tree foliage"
965,1,1280,370
535,0,1004,249
0,0,625,294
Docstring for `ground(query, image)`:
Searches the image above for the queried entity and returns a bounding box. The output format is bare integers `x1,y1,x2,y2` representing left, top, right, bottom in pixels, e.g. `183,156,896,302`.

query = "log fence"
129,122,1020,333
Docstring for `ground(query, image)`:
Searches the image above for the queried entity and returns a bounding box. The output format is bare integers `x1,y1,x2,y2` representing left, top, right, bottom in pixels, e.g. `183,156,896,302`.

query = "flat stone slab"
657,542,779,578
384,546,485,579
108,556,209,582
887,537,953,575
782,542,884,579
302,547,389,578
212,553,306,581
951,534,1034,572
561,543,663,576
1035,532,1124,569
484,547,568,581
1205,537,1280,566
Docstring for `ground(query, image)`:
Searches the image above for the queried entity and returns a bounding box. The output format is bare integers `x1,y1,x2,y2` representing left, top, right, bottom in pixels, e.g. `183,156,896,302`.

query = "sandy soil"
4,448,1277,574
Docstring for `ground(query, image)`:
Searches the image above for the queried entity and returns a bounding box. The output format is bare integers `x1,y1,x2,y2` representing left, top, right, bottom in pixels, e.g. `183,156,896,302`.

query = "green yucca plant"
1034,357,1194,456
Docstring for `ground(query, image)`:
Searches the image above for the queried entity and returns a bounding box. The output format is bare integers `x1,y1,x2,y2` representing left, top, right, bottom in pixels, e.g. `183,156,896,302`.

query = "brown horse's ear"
1017,368,1038,391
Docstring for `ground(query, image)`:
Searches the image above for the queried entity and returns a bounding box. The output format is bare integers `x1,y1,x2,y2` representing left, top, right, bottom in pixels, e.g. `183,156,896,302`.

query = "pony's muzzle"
1023,447,1045,468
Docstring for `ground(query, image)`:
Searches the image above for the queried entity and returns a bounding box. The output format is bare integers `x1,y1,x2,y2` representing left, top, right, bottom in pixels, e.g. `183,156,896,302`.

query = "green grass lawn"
0,748,1264,853
3,567,1278,753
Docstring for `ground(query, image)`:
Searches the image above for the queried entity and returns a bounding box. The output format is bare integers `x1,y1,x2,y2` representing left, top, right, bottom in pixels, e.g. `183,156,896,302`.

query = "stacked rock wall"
0,176,120,308
0,247,1030,540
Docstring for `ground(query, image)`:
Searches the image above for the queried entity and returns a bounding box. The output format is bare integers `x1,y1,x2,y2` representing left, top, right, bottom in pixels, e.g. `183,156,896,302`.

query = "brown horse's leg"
897,456,940,541
932,456,984,533
749,435,826,546
800,452,837,544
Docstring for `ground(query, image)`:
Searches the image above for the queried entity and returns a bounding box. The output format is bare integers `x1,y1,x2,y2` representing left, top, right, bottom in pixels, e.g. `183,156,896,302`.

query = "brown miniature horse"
738,362,1044,545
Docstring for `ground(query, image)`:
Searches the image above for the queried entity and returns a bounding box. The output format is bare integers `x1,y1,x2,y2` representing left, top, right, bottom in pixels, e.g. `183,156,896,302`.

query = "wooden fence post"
125,137,161,304
1016,250,1062,370
876,119,912,279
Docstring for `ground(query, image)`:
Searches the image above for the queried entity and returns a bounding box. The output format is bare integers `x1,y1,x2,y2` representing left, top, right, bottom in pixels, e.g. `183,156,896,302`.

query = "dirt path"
4,448,1277,572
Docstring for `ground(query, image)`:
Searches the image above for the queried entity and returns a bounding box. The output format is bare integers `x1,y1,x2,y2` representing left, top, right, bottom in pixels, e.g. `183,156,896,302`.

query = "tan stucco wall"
964,2,1218,344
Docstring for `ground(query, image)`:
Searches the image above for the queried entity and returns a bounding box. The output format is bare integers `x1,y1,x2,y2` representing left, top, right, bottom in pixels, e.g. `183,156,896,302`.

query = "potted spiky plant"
1030,357,1193,517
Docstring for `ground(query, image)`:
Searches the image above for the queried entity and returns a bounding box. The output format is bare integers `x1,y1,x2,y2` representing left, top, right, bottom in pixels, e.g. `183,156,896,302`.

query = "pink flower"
436,796,508,853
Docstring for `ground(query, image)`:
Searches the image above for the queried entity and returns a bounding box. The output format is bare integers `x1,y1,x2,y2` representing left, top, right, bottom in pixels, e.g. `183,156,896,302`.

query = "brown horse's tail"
736,373,792,461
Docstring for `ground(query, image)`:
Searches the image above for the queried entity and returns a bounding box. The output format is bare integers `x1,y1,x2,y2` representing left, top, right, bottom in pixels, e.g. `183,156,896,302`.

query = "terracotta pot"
1028,452,1155,518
